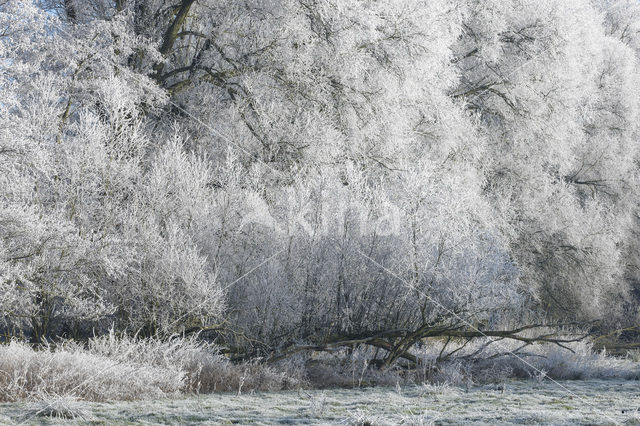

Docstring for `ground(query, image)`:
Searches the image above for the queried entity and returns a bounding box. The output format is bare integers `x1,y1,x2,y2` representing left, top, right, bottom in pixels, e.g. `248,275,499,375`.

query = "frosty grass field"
0,379,638,425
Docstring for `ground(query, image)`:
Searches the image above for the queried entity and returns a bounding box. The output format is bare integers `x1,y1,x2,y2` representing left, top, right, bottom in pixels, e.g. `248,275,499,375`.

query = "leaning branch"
260,323,587,368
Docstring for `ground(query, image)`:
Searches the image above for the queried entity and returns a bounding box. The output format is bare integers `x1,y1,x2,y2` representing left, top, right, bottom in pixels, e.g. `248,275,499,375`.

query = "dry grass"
0,340,185,402
0,334,636,404
414,339,640,384
0,332,306,402
22,393,92,421
303,339,639,389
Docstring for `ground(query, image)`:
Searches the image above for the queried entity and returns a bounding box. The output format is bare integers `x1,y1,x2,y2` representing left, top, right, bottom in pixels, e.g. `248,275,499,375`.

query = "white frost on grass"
1,379,639,424
0,333,306,403
22,393,92,421
0,341,185,402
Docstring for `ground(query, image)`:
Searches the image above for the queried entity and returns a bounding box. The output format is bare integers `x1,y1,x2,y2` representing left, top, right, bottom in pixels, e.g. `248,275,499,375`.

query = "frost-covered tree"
1,0,639,357
0,1,222,338
453,0,640,324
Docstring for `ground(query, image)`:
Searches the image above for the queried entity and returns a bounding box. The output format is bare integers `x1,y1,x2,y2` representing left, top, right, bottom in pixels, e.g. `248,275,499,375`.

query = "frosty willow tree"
1,0,639,362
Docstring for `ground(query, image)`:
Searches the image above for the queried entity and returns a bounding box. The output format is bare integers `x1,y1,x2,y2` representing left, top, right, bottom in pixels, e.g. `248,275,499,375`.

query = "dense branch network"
1,0,640,365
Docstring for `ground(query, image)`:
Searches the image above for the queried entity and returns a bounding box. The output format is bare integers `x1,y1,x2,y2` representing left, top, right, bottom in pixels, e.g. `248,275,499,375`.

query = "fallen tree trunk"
263,322,588,368
185,321,637,364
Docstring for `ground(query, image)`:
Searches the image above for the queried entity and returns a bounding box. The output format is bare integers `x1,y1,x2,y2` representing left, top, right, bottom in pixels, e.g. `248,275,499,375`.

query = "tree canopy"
1,0,639,359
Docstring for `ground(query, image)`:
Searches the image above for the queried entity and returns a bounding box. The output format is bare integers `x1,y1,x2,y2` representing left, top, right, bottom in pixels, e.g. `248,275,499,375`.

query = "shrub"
0,341,184,402
0,332,306,402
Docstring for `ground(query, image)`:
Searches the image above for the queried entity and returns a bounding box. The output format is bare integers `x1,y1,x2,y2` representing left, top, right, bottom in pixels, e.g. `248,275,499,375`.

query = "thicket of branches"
1,0,640,364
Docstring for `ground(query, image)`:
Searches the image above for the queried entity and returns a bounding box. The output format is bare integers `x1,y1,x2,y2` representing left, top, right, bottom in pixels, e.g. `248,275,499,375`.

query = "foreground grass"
1,334,639,424
1,379,639,424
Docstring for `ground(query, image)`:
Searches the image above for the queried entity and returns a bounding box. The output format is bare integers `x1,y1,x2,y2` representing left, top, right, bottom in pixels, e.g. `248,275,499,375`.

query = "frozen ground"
1,379,639,425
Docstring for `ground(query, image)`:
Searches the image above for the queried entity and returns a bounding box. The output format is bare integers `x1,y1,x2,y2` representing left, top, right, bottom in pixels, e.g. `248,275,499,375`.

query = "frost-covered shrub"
302,338,640,389
410,339,640,384
0,341,185,402
536,343,639,380
86,330,306,393
0,333,307,402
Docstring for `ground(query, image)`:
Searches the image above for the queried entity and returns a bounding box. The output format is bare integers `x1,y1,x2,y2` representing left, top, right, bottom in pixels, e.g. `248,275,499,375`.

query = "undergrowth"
0,331,305,403
0,334,637,403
